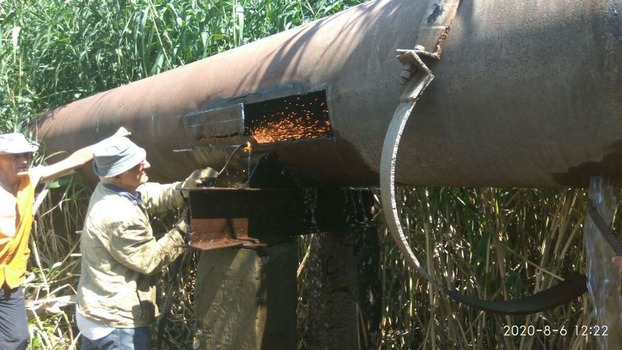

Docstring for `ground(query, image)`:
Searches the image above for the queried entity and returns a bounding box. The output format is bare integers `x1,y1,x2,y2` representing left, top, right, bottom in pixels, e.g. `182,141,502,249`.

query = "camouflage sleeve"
109,218,186,276
138,182,185,215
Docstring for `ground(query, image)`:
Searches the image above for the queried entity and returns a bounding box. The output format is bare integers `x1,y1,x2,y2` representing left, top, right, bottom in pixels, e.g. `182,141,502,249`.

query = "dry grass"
26,180,611,349
375,186,594,349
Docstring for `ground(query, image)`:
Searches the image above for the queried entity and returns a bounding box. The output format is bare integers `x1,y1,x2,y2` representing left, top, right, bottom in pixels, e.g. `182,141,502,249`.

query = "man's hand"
181,167,218,189
177,167,218,201
112,127,131,138
174,208,189,241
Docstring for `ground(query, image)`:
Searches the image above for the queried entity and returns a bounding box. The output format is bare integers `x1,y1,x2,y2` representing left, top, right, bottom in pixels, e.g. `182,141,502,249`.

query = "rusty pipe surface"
36,0,622,187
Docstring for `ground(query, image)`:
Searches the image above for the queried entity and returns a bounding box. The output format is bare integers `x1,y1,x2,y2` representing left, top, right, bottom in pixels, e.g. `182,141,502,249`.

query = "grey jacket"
76,181,186,328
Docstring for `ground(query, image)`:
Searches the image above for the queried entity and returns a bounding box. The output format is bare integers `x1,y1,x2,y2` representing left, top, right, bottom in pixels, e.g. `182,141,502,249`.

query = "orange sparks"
249,109,332,144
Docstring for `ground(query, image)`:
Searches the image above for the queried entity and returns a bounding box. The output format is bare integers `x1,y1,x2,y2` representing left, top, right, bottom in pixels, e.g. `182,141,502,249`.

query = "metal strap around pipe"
415,0,462,59
380,49,439,289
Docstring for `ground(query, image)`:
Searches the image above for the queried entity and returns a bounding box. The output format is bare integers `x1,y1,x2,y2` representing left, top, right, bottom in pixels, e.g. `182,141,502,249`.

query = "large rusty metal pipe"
36,0,622,187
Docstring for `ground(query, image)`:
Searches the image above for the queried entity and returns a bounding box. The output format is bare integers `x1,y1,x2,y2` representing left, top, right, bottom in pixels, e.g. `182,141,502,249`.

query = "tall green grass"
1,0,366,118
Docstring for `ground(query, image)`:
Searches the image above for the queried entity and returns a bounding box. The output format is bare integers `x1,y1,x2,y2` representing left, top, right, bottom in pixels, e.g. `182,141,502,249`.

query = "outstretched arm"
31,127,131,183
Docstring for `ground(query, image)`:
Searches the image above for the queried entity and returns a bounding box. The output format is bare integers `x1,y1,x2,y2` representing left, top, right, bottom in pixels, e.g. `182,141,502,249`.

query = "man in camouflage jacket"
76,136,208,350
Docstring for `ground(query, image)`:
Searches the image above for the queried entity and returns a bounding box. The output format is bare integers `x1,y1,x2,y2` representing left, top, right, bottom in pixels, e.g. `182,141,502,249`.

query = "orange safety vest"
0,175,35,289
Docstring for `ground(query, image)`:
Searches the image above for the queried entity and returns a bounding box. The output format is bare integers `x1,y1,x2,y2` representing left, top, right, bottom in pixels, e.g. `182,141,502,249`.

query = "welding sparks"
246,95,333,144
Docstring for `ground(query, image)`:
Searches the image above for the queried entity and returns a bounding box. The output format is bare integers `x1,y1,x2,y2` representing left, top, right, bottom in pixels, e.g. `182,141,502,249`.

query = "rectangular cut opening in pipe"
244,90,334,144
183,103,245,147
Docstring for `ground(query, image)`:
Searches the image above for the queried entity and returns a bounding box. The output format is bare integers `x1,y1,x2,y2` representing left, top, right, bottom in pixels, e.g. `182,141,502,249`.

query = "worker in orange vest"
0,127,128,349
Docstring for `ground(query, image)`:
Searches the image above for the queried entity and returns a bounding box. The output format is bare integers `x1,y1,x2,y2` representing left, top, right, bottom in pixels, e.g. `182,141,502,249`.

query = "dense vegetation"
0,0,612,349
